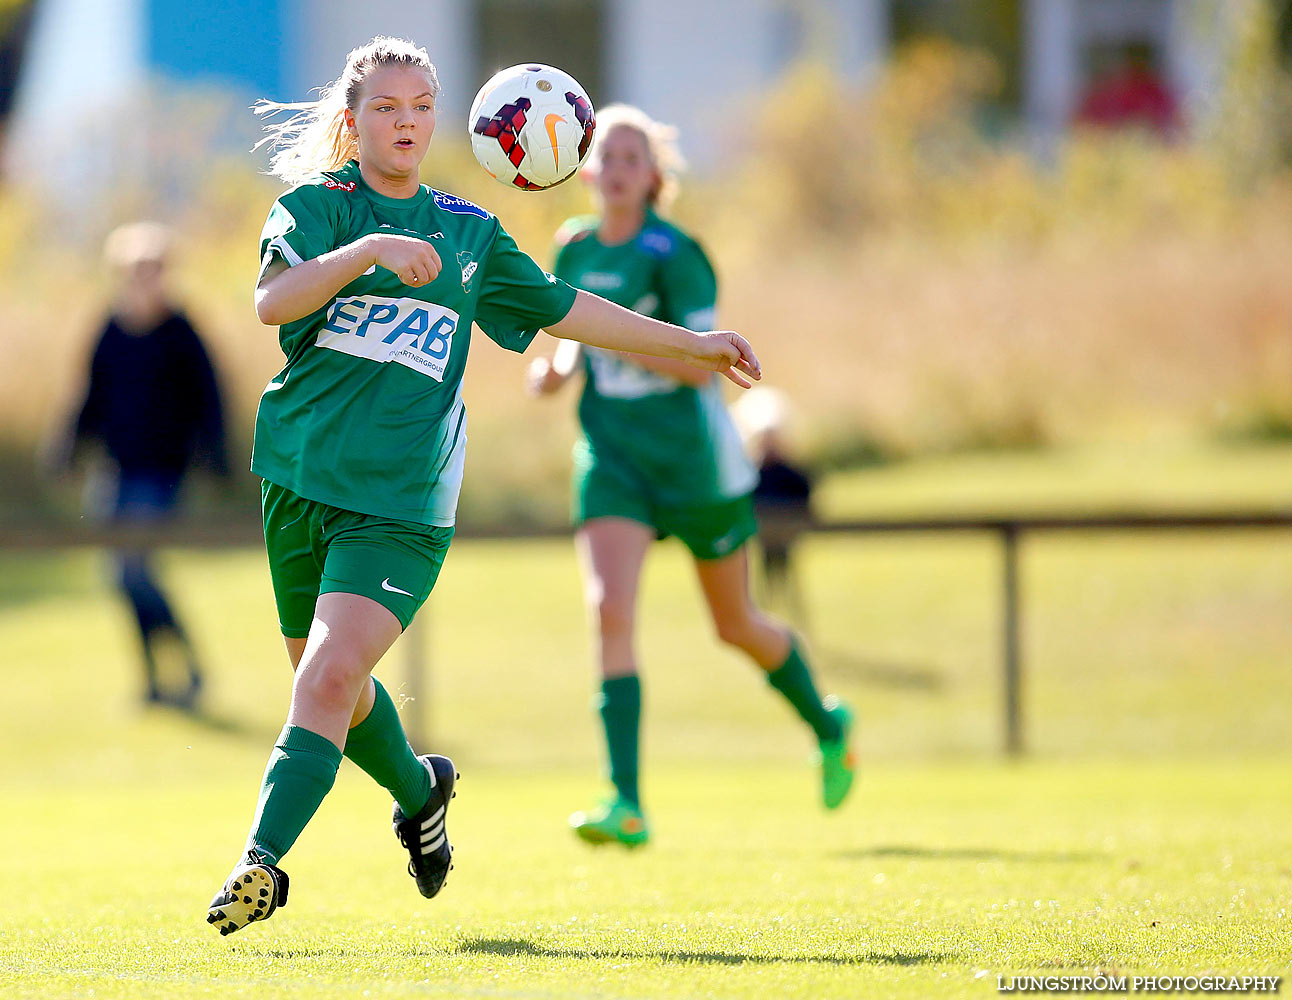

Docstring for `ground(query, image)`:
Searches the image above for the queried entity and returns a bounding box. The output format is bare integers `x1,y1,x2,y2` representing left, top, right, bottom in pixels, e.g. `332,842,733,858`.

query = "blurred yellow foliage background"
2,27,1291,525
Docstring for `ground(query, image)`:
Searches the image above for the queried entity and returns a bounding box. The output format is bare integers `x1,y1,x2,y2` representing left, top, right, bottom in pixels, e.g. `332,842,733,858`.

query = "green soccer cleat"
817,696,856,810
569,796,650,848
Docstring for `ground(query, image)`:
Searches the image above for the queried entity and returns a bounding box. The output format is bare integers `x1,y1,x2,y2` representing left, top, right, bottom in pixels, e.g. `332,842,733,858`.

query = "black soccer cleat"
393,754,457,899
206,855,289,936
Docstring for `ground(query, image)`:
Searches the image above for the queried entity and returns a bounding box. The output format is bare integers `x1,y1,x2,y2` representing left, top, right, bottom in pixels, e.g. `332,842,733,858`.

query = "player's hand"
688,331,762,388
526,356,566,397
367,234,442,288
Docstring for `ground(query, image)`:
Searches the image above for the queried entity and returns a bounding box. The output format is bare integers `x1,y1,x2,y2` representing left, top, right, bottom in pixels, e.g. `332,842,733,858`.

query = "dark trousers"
111,472,200,702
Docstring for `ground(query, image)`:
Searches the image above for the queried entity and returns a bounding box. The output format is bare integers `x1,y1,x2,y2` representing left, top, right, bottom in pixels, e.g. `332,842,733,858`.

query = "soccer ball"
468,63,596,191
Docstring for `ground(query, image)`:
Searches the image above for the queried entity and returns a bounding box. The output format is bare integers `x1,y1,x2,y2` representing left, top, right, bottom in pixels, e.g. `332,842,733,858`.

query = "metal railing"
5,508,1291,754
787,509,1292,755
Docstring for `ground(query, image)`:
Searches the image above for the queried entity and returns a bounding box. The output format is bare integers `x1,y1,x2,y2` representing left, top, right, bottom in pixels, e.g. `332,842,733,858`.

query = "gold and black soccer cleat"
206,855,289,936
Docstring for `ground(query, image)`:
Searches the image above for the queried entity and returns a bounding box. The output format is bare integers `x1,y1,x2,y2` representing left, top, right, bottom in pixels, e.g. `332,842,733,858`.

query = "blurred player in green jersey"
206,39,762,936
529,106,855,849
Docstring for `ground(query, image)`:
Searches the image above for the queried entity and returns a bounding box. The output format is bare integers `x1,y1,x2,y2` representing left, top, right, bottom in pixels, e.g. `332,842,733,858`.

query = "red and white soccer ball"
468,63,596,191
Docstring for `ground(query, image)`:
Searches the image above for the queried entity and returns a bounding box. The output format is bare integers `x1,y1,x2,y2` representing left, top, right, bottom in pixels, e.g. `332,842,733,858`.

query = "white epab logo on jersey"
580,271,623,292
317,295,458,381
586,347,679,398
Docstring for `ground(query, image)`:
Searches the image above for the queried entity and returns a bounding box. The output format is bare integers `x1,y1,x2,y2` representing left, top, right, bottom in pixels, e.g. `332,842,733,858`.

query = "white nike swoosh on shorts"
381,578,415,597
712,530,742,554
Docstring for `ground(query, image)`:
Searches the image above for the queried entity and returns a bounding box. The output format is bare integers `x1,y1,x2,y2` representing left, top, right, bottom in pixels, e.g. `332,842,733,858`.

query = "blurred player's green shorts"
573,455,757,561
261,480,454,637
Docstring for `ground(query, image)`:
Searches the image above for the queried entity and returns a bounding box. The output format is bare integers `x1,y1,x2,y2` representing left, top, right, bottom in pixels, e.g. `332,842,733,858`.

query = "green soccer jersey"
553,210,756,508
254,160,577,526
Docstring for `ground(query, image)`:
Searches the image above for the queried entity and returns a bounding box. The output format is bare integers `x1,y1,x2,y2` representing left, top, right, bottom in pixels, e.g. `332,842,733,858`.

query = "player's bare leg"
284,593,401,745
209,594,455,935
694,546,855,809
283,635,377,728
570,517,654,846
577,517,653,680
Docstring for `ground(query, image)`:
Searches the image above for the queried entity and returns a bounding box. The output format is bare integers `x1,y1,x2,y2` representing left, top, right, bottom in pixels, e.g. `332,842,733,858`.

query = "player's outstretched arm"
546,290,761,388
255,235,442,326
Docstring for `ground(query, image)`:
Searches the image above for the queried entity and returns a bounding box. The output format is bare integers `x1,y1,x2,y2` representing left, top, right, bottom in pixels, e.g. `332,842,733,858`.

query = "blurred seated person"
48,222,228,710
732,388,813,622
1075,42,1181,139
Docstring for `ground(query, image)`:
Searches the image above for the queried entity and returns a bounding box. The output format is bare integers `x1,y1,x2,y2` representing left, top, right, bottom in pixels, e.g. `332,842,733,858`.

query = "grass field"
3,761,1288,999
2,445,1290,997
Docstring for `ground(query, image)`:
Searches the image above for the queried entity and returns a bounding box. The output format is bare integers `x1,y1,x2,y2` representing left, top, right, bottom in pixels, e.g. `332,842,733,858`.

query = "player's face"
592,125,657,212
348,66,436,179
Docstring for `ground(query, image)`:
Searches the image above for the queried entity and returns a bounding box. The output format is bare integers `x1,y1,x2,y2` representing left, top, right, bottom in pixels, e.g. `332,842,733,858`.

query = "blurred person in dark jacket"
50,222,229,709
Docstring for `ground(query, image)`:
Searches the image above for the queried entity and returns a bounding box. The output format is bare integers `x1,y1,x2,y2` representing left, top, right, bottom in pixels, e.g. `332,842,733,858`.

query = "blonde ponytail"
253,36,440,187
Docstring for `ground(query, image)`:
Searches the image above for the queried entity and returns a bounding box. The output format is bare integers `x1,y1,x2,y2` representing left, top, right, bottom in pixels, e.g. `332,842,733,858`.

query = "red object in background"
1076,63,1181,137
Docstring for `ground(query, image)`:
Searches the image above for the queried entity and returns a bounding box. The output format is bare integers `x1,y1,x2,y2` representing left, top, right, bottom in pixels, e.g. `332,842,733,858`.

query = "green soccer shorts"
572,453,757,561
261,480,454,637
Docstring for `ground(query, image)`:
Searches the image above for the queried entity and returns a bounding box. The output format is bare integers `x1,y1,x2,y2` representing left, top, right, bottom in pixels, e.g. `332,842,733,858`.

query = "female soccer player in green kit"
529,106,855,848
206,40,761,936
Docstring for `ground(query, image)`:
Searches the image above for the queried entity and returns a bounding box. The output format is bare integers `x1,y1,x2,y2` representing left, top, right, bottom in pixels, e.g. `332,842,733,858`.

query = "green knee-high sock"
343,679,433,816
596,675,641,807
766,638,843,743
244,725,343,865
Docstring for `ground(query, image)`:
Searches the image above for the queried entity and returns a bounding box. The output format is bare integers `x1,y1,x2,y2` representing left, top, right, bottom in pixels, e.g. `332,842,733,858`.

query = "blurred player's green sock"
597,675,641,807
244,724,342,865
343,679,433,816
766,639,843,743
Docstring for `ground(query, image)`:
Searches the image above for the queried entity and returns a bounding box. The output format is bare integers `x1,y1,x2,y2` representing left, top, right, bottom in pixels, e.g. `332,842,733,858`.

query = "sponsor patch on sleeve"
638,228,676,257
433,191,491,218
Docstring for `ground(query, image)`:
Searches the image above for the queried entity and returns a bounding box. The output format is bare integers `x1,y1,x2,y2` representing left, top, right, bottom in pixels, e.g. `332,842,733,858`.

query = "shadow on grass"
839,845,1103,863
453,936,948,967
251,947,352,959
148,700,278,743
819,648,945,692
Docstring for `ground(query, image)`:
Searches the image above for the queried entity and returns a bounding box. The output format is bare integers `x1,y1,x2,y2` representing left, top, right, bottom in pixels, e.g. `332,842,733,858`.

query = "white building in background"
286,0,1254,157
2,0,1254,210
287,0,886,164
